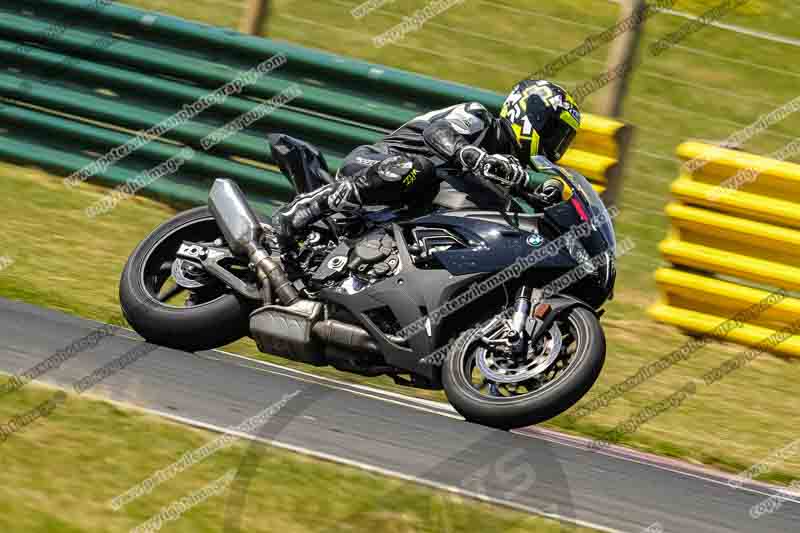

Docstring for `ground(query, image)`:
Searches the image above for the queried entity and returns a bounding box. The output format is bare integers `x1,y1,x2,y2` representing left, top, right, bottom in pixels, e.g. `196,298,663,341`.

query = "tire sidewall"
119,206,255,352
442,307,605,429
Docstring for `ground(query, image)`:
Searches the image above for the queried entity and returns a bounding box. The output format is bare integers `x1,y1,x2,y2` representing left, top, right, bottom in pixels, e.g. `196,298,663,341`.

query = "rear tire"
119,207,255,352
442,307,605,430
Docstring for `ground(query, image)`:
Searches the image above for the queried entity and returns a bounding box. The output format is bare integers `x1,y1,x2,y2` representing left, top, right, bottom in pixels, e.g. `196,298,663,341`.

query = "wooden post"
596,0,644,207
598,0,646,118
240,0,269,36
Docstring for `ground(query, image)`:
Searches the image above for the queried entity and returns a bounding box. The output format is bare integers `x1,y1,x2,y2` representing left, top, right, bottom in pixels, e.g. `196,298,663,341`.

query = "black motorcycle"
120,136,616,429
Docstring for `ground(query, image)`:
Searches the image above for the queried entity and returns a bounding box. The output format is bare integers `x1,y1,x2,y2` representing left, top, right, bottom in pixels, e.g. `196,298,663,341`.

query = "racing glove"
456,146,529,191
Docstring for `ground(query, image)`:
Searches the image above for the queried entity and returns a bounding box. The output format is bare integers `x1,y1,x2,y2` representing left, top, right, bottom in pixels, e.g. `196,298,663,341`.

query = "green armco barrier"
0,134,281,214
0,73,268,161
0,103,295,199
0,12,401,134
0,36,379,156
0,5,415,130
10,0,499,117
0,0,631,209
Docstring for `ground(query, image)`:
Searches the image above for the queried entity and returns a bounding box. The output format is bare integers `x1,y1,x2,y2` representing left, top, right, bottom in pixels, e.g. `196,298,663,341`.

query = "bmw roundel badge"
527,233,544,247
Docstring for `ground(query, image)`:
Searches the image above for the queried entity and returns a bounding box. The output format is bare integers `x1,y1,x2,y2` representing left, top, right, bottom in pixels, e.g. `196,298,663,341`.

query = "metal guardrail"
0,0,632,212
649,142,800,357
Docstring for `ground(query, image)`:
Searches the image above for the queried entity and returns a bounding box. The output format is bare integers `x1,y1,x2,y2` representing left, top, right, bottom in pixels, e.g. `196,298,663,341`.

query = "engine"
310,227,400,293
347,228,401,281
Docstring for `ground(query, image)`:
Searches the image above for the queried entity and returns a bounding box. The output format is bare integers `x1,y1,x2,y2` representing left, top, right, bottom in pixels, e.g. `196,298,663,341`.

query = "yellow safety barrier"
649,142,800,358
561,114,633,204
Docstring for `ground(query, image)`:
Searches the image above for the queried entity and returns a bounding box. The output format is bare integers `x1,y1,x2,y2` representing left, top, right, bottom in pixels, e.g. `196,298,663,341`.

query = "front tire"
442,307,605,430
119,207,255,352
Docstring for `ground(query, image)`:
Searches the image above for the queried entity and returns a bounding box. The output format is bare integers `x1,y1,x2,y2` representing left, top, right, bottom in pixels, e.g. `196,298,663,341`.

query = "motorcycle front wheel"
442,306,605,430
119,206,256,352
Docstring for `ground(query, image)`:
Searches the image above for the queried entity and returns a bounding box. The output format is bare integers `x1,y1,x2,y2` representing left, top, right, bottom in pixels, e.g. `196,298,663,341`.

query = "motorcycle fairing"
320,223,483,383
405,212,577,276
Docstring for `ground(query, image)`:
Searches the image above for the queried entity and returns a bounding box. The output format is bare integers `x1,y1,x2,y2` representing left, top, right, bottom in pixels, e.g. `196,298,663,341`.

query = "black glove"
482,154,527,189
457,146,528,190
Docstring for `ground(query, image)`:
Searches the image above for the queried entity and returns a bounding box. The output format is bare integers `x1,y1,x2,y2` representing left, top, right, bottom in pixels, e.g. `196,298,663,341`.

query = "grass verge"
0,378,599,532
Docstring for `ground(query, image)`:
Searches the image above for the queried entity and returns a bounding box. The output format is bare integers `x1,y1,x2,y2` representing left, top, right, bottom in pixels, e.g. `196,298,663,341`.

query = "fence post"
598,0,645,118
240,0,269,35
596,0,644,207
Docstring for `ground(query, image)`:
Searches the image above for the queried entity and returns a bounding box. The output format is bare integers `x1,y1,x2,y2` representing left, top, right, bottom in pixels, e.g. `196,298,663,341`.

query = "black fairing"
320,224,483,384
406,211,577,275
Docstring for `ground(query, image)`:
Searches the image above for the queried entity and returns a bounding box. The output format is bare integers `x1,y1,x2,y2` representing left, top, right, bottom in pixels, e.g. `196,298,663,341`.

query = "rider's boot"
271,153,434,257
271,178,363,257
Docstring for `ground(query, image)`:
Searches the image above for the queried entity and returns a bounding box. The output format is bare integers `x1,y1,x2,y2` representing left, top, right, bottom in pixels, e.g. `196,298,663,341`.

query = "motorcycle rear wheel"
442,307,605,430
119,206,256,352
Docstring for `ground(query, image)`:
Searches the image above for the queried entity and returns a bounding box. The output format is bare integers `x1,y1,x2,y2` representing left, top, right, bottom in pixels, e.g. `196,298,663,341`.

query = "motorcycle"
119,135,616,429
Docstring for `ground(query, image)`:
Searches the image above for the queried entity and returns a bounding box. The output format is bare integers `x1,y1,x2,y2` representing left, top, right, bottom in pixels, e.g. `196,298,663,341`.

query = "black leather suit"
272,102,523,249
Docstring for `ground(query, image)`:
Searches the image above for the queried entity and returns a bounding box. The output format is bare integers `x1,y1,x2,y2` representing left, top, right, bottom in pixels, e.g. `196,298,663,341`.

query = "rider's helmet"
500,79,581,163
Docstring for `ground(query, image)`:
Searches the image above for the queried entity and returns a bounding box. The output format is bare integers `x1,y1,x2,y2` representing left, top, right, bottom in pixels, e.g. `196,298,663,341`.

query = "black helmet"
500,80,581,163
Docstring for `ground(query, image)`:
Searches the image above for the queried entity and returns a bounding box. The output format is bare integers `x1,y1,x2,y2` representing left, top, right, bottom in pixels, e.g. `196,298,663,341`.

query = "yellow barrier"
649,142,800,358
561,114,633,204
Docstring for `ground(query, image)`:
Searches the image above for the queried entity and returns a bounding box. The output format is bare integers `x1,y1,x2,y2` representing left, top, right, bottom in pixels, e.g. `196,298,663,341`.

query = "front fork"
479,285,537,359
508,285,534,357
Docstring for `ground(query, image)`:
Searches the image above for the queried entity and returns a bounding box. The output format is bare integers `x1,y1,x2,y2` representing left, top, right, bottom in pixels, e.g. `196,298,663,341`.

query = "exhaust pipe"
312,320,380,354
208,179,298,305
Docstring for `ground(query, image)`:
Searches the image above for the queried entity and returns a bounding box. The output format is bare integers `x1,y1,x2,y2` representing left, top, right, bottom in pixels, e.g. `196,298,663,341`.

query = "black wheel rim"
139,216,242,310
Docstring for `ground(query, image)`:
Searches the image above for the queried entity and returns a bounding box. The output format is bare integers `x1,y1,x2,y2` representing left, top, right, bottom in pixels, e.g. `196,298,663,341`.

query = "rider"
271,79,582,256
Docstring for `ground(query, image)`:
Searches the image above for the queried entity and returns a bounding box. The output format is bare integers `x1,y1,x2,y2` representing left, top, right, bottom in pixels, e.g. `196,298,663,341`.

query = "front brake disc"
475,324,562,384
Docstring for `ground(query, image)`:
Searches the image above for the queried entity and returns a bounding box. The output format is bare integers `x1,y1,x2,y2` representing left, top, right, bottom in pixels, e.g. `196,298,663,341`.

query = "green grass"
0,380,599,533
3,0,800,492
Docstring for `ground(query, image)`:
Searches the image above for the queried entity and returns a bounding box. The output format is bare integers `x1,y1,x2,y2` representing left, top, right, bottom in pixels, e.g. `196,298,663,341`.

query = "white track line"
209,349,800,502
655,7,800,48
202,350,463,420
521,427,800,504
121,403,624,533
605,0,800,48
99,323,800,507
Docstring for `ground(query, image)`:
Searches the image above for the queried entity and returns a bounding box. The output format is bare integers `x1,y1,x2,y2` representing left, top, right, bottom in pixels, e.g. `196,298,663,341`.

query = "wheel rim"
460,313,585,400
139,216,247,310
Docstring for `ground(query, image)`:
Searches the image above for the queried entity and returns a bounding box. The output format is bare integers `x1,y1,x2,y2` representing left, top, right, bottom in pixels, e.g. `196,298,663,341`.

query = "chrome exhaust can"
208,179,298,305
208,178,263,257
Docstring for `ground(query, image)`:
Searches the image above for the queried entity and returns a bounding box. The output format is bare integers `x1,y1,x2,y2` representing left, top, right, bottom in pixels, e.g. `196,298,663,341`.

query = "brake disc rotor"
475,324,563,384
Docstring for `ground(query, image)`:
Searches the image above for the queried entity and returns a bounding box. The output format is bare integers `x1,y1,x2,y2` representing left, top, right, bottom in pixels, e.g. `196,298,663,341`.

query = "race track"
1,297,797,533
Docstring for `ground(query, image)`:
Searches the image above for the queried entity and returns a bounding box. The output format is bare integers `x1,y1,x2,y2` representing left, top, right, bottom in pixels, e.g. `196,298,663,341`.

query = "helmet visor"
540,115,577,161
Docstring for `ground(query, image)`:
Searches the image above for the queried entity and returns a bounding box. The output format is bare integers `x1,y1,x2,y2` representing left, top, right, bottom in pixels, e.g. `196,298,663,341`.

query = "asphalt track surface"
1,297,798,532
